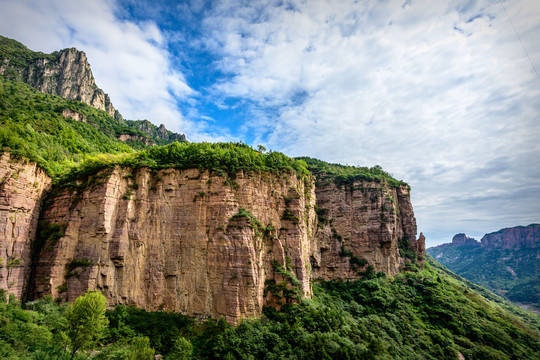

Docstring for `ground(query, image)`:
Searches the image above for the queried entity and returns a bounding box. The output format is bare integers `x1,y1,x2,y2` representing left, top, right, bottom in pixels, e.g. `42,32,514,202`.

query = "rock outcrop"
124,120,187,143
0,42,121,120
0,48,121,120
0,155,425,321
311,180,422,278
0,153,51,299
480,225,540,250
451,233,479,247
31,167,316,323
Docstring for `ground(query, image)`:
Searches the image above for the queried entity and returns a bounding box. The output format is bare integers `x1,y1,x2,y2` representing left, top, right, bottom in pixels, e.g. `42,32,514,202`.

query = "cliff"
311,180,423,278
0,153,51,299
480,224,540,250
0,35,426,323
0,36,120,120
30,167,316,324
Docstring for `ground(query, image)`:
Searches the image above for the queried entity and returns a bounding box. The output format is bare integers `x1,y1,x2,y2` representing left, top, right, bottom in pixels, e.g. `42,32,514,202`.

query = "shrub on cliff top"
296,156,408,188
63,141,310,183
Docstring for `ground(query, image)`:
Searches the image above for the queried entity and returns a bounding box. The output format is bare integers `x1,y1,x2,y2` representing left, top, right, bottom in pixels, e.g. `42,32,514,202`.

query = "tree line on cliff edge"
1,257,540,359
0,75,405,189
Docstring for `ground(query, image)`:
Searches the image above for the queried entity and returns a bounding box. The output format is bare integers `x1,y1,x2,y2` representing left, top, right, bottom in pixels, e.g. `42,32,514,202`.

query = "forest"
1,257,539,359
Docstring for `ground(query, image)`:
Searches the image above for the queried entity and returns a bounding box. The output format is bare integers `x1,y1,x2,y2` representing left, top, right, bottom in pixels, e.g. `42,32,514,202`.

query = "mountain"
0,36,425,323
427,224,540,311
0,35,185,147
1,35,540,359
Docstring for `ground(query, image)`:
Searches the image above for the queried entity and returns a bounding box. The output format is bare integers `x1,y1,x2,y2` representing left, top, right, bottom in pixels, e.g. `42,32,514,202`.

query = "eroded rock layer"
31,167,316,323
311,180,423,279
0,153,51,299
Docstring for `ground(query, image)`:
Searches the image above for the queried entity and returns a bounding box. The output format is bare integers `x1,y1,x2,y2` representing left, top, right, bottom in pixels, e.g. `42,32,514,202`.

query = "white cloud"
1,0,539,245
200,0,540,245
0,0,202,136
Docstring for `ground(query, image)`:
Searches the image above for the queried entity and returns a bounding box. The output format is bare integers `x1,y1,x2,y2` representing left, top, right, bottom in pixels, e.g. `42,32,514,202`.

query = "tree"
166,335,193,360
63,290,109,360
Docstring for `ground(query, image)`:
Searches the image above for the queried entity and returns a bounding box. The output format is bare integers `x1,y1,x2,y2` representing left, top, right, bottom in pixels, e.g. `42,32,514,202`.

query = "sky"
0,0,539,246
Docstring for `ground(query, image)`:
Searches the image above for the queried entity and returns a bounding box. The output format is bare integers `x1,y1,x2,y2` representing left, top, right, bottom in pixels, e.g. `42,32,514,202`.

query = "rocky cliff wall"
480,224,540,250
311,180,423,278
31,167,316,324
0,153,51,299
0,48,120,120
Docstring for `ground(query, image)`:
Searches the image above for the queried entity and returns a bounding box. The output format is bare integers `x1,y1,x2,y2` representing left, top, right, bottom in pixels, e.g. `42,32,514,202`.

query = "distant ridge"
428,224,540,312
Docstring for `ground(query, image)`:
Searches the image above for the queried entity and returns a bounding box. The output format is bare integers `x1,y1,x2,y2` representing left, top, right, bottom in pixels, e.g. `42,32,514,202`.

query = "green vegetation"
297,156,408,188
63,291,109,360
62,141,310,184
0,75,135,177
2,257,540,359
427,228,540,310
0,35,57,73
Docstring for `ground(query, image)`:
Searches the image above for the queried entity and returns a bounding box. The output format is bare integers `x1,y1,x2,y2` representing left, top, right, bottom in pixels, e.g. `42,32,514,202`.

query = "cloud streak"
0,0,538,245
198,0,540,245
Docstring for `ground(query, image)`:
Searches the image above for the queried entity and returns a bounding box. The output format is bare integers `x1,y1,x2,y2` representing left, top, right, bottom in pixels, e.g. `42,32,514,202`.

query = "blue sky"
1,0,539,246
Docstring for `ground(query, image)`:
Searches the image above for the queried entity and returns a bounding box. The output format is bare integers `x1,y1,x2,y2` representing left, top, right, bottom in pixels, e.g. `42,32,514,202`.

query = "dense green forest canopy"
64,141,310,182
1,257,539,359
297,156,408,188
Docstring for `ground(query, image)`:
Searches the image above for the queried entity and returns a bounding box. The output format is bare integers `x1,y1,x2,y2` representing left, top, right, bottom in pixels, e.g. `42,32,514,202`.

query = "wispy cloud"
198,0,540,244
0,0,205,137
0,0,538,245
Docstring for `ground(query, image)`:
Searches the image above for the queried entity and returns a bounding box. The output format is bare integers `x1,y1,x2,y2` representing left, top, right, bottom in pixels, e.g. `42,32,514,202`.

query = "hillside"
2,256,540,359
428,225,540,311
1,34,539,359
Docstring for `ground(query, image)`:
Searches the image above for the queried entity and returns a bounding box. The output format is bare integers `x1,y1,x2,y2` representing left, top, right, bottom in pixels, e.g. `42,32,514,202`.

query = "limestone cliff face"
31,167,316,323
311,180,423,278
0,153,51,299
0,47,120,120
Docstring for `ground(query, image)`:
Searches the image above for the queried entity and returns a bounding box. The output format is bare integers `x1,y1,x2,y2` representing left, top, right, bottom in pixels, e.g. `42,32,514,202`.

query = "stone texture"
0,48,121,120
310,180,423,279
31,167,316,324
0,153,51,299
61,108,86,123
117,134,153,146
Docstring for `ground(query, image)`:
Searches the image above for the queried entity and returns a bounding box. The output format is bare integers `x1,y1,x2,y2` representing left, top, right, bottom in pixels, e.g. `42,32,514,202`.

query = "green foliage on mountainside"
427,234,540,310
62,141,310,183
2,257,539,359
297,156,408,188
0,35,58,75
0,74,306,182
0,76,137,177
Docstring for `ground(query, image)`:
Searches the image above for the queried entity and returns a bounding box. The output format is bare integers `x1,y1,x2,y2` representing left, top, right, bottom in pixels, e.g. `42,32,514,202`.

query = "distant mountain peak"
451,233,479,247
